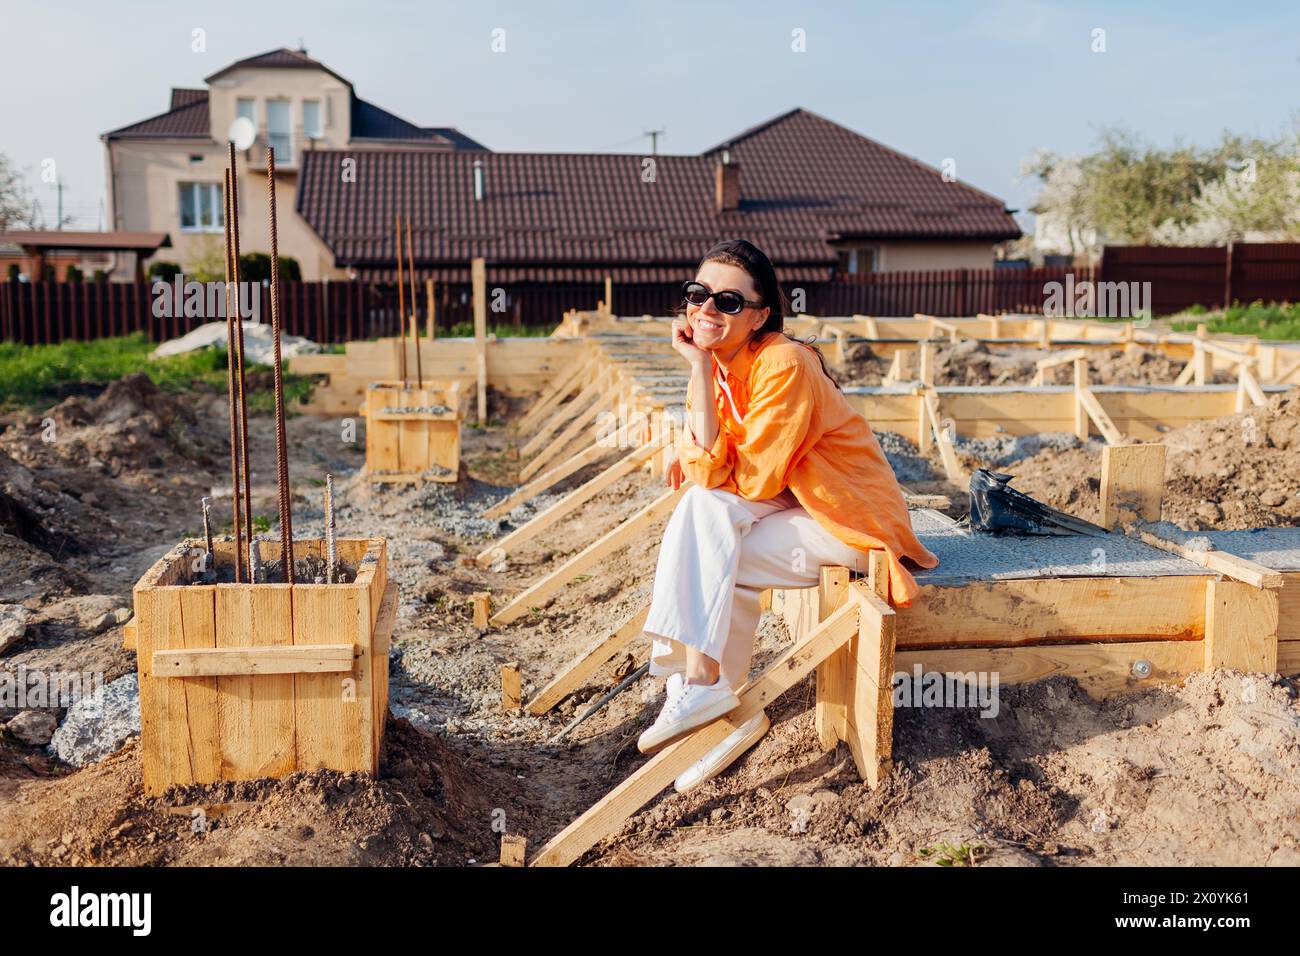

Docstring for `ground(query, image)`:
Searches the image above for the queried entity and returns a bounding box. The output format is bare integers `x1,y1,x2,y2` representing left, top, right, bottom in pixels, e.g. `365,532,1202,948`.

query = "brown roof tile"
296,109,1019,278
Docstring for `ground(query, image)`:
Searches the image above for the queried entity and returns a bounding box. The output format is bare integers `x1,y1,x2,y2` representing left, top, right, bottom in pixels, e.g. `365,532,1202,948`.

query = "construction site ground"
1,339,1298,867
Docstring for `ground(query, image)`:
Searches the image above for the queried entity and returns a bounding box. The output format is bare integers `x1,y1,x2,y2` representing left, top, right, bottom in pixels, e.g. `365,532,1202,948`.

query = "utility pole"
643,129,664,155
56,182,64,231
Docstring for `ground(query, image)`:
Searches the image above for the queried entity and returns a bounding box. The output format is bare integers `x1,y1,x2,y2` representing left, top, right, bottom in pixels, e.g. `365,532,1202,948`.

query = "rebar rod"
406,212,422,389
266,147,295,584
395,213,408,387
227,142,253,571
325,473,337,585
549,662,651,744
201,496,214,573
222,168,244,583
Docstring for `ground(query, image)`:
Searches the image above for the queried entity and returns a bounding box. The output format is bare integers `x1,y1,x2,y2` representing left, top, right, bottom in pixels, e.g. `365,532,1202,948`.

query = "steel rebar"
395,213,408,387
549,662,651,743
222,168,245,583
406,212,422,389
201,496,214,574
325,473,337,585
266,147,295,584
227,142,253,575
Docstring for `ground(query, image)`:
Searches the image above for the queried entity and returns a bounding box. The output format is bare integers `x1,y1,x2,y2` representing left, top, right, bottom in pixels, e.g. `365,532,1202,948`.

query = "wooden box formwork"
126,536,395,795
364,380,462,485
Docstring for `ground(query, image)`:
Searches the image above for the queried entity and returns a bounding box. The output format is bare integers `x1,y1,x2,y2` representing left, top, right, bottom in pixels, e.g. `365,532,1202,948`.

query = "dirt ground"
0,366,1297,868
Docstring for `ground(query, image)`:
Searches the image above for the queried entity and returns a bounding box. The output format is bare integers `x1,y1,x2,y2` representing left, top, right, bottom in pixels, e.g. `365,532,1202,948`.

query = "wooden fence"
3,245,1298,346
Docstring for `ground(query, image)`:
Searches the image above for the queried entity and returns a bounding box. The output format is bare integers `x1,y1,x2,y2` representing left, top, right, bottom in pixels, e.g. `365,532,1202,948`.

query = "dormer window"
303,100,322,141
266,99,293,164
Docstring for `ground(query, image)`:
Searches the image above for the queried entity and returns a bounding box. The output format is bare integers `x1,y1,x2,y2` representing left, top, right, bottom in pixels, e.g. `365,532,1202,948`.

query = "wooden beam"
896,577,1211,648
526,605,649,715
518,387,619,481
1130,527,1284,589
520,369,608,459
472,257,487,424
491,486,685,625
895,638,1203,700
529,599,861,866
1077,387,1125,445
1204,579,1279,672
482,436,613,520
814,566,852,750
923,390,963,481
500,834,527,867
472,592,491,627
843,558,896,787
151,644,355,678
1099,443,1166,530
477,441,658,566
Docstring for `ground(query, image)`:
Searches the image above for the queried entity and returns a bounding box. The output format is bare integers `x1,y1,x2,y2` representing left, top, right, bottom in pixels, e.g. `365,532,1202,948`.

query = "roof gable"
203,47,352,87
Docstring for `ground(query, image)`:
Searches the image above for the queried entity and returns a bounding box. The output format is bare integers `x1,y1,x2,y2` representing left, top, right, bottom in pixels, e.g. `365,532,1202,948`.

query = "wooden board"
895,577,1212,648
1100,443,1166,529
1204,579,1279,673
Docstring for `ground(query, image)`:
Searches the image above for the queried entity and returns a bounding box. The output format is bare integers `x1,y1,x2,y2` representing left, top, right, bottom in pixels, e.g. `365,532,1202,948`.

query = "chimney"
715,148,740,213
472,159,484,202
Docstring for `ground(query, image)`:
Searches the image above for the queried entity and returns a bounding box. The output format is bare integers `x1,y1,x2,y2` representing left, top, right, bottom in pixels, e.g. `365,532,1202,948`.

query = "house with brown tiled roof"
102,47,487,278
106,48,1019,283
297,107,1020,283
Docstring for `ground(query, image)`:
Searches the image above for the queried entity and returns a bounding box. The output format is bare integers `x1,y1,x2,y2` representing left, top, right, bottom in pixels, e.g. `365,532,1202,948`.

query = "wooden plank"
477,441,657,566
518,388,617,481
844,556,895,787
895,638,1204,699
1280,574,1300,643
1077,387,1125,445
473,256,487,423
1131,528,1283,589
1099,443,1166,530
293,582,367,772
526,605,649,714
530,599,860,867
481,437,612,520
215,584,295,782
1204,579,1279,673
491,486,685,625
896,577,1211,648
813,567,851,750
153,643,354,677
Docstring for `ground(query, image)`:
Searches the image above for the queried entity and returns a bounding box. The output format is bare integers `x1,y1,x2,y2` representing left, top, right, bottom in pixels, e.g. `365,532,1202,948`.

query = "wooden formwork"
518,443,1294,866
363,380,462,485
124,536,395,795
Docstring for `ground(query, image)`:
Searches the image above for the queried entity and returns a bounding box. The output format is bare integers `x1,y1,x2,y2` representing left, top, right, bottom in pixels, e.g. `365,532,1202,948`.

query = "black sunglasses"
682,281,763,316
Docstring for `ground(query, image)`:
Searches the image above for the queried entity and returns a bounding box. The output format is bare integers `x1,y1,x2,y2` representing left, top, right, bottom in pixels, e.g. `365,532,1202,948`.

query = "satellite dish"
228,116,256,151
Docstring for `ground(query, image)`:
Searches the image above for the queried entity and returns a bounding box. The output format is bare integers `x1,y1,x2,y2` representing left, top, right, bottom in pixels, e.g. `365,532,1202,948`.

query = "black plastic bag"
968,469,1107,537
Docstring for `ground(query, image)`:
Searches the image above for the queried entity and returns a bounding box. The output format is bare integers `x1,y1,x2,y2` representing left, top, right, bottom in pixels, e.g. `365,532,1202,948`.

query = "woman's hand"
671,317,710,369
664,457,684,489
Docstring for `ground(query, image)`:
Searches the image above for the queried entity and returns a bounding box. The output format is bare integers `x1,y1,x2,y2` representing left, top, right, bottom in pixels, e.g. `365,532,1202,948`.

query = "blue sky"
1,0,1295,231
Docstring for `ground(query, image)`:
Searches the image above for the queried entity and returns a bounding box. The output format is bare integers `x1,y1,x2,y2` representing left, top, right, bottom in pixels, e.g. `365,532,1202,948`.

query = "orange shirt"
678,331,939,605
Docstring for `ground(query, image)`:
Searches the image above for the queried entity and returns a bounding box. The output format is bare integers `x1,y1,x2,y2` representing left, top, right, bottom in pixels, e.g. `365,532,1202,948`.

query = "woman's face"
686,260,770,352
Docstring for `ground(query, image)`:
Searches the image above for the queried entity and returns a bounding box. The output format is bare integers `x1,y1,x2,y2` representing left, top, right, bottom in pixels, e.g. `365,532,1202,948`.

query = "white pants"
645,484,870,692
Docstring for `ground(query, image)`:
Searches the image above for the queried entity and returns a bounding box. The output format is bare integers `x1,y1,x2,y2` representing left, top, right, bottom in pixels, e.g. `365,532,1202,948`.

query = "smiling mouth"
695,317,723,332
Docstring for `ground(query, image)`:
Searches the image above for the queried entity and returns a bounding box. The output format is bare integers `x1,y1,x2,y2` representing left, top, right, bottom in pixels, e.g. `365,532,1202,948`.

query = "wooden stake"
472,256,488,423
472,592,491,628
500,834,527,867
500,661,521,711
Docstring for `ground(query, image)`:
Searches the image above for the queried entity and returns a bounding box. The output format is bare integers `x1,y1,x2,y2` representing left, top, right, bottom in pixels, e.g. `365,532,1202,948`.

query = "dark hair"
690,238,840,389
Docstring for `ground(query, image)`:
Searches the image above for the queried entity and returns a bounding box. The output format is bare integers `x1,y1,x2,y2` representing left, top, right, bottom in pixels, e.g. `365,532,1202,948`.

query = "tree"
0,152,34,234
238,252,301,282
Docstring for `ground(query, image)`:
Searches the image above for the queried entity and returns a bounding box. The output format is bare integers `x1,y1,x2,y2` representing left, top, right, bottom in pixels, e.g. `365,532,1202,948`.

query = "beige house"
103,47,486,280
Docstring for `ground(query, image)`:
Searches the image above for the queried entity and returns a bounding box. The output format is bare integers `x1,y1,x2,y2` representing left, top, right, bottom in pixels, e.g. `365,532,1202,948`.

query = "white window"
303,100,322,140
178,182,224,232
266,99,292,163
236,97,256,124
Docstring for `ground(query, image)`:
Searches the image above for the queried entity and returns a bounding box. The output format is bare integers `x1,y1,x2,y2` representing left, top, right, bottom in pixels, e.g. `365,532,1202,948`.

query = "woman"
639,238,939,792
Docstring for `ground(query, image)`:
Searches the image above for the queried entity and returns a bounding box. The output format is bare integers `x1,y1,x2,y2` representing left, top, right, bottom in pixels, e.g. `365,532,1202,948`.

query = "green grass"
0,333,314,411
441,322,553,338
1169,300,1300,339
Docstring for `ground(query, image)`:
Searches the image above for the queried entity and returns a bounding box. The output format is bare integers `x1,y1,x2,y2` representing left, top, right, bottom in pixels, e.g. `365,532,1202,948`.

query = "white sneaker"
674,710,770,794
637,678,740,753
